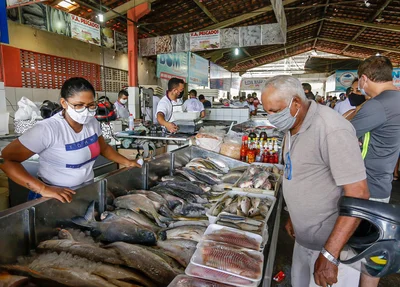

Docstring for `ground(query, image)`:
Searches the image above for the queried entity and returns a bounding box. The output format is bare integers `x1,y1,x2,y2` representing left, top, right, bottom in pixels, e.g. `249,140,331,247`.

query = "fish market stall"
115,131,193,153
0,146,282,287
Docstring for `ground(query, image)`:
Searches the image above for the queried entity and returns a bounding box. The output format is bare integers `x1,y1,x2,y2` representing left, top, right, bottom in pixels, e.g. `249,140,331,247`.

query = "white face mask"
66,105,95,125
120,99,128,105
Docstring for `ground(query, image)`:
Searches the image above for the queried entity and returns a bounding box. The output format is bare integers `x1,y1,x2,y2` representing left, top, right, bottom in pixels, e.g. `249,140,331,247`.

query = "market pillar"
127,3,150,118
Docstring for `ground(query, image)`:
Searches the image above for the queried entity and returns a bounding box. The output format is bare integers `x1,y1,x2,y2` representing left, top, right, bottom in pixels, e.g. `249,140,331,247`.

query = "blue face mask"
358,79,368,97
267,98,299,132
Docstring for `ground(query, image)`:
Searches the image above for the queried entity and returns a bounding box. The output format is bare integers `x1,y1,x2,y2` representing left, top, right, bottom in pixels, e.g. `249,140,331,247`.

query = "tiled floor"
272,180,400,287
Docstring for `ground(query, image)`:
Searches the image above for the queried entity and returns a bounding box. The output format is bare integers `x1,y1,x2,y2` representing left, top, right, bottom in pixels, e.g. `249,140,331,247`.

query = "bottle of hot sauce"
240,136,248,162
247,141,256,164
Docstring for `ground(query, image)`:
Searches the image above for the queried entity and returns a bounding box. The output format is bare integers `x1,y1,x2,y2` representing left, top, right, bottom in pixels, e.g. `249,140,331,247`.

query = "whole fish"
253,171,270,189
240,196,251,216
113,194,169,227
173,204,206,217
71,201,160,245
192,158,228,174
128,190,169,209
160,193,186,210
157,181,204,195
218,212,263,226
106,242,181,286
101,209,162,232
185,161,206,169
161,175,189,182
156,239,197,267
139,245,183,272
174,169,198,182
37,230,124,265
248,207,260,217
260,179,273,190
35,252,156,287
206,157,229,173
164,225,206,242
251,197,261,209
183,167,222,185
167,220,209,228
221,171,243,184
1,264,117,287
151,185,198,204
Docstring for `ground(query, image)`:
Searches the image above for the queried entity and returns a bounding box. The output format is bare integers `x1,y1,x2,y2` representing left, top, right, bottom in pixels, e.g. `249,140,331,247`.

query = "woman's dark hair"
61,77,95,100
352,78,359,85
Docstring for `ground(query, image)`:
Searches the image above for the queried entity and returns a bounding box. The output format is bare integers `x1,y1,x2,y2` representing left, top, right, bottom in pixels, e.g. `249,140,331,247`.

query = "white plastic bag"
14,97,41,121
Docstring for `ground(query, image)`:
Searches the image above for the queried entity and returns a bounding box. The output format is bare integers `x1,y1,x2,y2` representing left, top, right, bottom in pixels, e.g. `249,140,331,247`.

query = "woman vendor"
0,77,141,203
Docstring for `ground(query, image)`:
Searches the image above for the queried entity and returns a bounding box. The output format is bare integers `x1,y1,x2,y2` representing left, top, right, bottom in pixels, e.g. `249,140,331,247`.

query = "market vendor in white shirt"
156,77,185,133
114,89,130,119
0,78,141,203
182,89,205,118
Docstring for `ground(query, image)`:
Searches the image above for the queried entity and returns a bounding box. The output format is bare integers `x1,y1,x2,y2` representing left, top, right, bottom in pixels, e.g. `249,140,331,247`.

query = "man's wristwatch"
321,247,340,266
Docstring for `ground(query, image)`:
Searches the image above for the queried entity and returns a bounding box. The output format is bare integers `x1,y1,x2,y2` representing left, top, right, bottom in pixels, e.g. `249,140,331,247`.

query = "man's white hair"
262,75,307,104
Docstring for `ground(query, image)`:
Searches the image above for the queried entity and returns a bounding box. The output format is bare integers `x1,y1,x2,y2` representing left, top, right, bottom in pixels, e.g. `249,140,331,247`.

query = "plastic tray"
190,241,264,283
206,190,276,225
232,164,283,196
168,274,235,287
173,111,200,121
203,224,263,251
185,262,259,287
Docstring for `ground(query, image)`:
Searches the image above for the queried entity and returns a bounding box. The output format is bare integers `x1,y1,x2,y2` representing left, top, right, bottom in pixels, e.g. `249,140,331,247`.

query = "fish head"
158,230,167,241
57,229,75,241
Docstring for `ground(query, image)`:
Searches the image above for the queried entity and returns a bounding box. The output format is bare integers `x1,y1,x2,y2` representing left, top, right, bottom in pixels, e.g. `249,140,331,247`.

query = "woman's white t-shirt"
19,113,102,187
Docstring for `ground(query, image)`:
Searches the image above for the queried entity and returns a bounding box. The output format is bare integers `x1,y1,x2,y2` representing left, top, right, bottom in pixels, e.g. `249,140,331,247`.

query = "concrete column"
127,3,150,119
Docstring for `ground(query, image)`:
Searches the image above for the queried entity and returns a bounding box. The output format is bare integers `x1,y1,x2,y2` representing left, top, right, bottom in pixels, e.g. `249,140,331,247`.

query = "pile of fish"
212,194,273,219
0,156,265,287
235,165,281,190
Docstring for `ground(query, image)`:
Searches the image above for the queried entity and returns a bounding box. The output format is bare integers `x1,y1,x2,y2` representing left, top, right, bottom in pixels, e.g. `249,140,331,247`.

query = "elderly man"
182,89,205,118
261,75,369,287
351,56,400,287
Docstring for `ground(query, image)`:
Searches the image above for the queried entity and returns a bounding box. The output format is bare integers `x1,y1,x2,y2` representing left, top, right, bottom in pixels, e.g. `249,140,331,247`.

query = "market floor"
272,180,400,287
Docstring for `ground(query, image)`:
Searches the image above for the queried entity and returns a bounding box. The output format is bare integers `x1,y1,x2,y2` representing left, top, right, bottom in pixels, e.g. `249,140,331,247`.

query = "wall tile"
15,88,33,102
32,89,49,103
47,89,61,102
5,87,16,106
0,90,6,113
0,82,4,90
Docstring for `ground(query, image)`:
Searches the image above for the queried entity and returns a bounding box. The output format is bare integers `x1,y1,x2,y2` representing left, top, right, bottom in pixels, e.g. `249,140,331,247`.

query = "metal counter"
115,132,192,142
0,146,282,286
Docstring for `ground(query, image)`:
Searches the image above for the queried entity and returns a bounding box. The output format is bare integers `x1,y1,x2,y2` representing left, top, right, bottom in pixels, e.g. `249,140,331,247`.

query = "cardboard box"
117,145,167,168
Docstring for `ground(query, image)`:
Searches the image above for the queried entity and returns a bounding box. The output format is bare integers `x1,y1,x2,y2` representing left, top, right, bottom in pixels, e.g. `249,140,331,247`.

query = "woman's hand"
126,159,142,168
41,185,76,203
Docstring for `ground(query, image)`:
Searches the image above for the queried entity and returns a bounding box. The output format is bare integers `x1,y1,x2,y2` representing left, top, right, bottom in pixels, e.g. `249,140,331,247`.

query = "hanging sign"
188,52,209,86
71,15,101,46
6,0,45,9
157,52,188,81
190,29,220,51
240,78,268,90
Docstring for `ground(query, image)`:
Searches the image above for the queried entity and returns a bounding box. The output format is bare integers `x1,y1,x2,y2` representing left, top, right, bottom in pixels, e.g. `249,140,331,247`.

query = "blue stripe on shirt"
65,134,98,151
65,156,98,169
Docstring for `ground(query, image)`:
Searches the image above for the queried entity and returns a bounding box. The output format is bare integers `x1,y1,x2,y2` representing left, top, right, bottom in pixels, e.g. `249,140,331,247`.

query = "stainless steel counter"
115,132,193,142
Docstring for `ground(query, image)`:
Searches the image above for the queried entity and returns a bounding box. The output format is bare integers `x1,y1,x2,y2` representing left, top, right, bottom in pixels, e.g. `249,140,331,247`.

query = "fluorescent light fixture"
58,0,76,9
98,14,104,22
234,48,239,56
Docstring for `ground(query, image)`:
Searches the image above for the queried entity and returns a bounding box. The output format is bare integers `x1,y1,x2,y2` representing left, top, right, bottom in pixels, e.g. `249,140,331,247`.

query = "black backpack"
40,100,62,119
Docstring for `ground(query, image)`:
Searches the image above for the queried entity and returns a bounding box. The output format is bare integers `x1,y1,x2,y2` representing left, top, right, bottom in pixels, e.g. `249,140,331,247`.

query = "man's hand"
285,217,295,238
314,253,338,287
165,122,178,133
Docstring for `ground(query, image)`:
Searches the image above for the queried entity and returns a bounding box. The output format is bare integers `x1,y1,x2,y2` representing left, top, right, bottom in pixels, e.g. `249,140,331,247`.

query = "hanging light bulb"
98,14,104,22
234,48,239,56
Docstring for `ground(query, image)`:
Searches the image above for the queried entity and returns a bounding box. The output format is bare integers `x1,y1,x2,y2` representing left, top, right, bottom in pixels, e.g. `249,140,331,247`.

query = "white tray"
206,190,276,225
203,224,263,251
186,262,259,287
190,241,264,283
168,274,234,287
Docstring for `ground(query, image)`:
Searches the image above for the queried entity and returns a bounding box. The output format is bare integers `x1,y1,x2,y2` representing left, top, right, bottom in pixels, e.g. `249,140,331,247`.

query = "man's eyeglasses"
284,151,292,180
66,101,98,113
